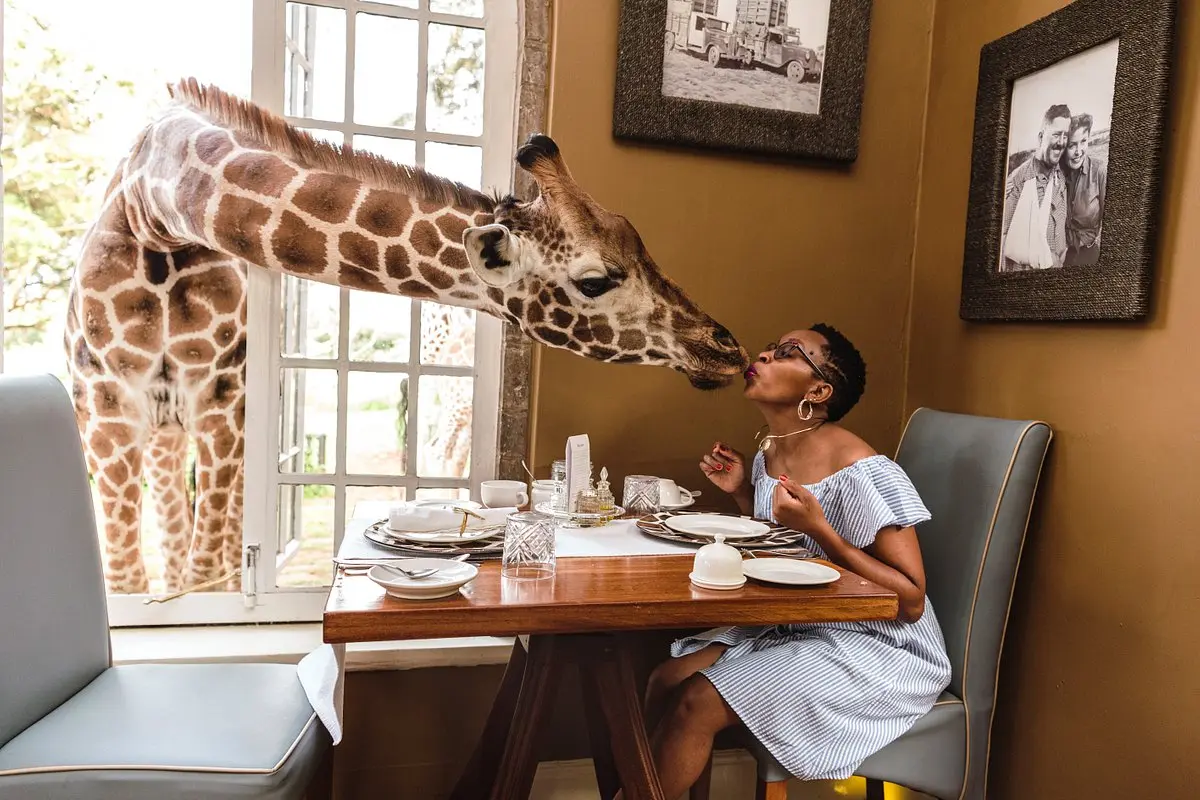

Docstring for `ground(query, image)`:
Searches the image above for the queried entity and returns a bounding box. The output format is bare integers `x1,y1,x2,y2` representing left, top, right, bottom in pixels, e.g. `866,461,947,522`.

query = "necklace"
755,420,824,453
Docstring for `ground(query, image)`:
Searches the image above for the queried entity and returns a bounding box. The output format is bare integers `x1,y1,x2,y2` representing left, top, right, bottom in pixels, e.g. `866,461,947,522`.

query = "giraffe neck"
123,105,510,319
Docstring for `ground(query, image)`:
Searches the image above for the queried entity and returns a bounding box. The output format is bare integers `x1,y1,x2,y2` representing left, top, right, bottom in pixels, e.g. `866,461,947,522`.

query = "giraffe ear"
464,224,524,287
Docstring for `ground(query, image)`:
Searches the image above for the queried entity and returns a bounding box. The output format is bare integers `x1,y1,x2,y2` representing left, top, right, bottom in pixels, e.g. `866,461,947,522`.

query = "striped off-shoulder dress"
672,452,952,781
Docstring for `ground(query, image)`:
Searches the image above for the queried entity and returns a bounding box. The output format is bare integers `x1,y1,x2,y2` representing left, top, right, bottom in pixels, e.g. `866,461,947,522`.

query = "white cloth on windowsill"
298,517,698,742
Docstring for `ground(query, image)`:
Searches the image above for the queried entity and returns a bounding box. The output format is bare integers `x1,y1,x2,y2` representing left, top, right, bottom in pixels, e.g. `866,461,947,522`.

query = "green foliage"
2,1,134,343
428,26,484,124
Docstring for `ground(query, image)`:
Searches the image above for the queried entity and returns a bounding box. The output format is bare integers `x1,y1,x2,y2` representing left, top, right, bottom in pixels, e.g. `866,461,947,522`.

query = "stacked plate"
635,512,811,552
367,558,479,600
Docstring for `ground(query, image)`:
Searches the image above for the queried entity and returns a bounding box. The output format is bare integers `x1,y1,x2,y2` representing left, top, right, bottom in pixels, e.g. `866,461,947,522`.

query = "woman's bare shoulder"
826,425,877,470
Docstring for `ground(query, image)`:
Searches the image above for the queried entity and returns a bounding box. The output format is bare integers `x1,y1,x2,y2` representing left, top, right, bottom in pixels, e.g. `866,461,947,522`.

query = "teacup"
530,480,556,509
659,478,682,506
480,480,529,509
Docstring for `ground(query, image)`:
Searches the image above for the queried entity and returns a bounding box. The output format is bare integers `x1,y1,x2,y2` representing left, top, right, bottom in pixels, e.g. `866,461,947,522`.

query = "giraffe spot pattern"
436,214,469,243
93,382,124,416
449,290,477,301
195,129,234,166
646,349,671,361
214,195,271,264
535,326,570,347
356,189,414,237
418,260,456,290
216,335,248,370
384,244,412,279
272,210,328,274
223,152,298,198
588,345,618,361
398,280,437,299
294,172,362,224
175,169,216,238
144,250,171,285
591,322,615,345
439,246,470,272
105,348,152,377
410,220,442,257
618,330,647,351
507,298,524,318
526,303,545,324
83,297,114,349
114,288,165,351
82,233,138,292
73,340,103,375
214,320,238,347
339,262,386,292
339,231,380,271
486,287,505,306
552,287,573,308
551,308,573,329
170,339,218,364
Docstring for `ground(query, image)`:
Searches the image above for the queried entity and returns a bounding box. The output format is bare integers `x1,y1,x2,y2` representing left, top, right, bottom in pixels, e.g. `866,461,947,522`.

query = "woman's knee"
668,674,737,733
646,658,689,700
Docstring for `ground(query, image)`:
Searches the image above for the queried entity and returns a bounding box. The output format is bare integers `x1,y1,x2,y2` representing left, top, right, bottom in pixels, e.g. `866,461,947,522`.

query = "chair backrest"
0,374,111,748
894,408,1051,707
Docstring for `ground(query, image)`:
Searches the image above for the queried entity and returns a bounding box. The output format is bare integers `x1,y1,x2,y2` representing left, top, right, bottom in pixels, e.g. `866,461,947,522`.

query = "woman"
1062,112,1107,266
637,324,951,796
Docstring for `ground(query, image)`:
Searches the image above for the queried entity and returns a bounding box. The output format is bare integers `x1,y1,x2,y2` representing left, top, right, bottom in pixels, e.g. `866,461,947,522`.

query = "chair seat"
0,663,329,800
739,691,966,798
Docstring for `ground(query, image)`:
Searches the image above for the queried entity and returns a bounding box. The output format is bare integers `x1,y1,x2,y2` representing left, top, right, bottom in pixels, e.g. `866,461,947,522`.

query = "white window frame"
99,0,518,626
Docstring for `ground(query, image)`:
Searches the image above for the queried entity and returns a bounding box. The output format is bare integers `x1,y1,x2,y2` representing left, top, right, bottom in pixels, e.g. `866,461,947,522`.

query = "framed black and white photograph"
613,0,873,162
960,0,1176,322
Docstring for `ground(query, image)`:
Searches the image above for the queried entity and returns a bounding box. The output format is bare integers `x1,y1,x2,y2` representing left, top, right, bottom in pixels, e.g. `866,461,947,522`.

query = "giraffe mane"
167,76,497,214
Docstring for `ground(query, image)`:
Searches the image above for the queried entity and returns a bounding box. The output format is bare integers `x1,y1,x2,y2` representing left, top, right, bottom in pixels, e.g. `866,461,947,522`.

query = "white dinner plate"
410,499,484,511
659,489,697,510
368,559,478,599
381,523,501,545
742,558,840,586
663,514,770,540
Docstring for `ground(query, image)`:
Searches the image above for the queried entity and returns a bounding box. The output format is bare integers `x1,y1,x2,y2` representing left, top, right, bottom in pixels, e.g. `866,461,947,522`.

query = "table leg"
488,634,563,800
577,634,666,800
579,670,621,800
449,638,529,800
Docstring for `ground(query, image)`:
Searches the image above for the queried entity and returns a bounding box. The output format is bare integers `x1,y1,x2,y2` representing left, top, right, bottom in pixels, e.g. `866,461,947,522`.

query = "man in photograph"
1000,103,1071,272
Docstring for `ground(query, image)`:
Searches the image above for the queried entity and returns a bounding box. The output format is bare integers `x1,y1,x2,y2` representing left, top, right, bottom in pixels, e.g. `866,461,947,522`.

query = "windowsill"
110,624,515,671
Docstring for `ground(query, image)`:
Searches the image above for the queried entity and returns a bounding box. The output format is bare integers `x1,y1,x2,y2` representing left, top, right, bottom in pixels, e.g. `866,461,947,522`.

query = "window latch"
243,544,260,609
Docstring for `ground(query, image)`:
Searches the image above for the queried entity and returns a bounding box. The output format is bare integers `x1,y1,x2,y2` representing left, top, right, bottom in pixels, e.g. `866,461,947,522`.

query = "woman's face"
1065,127,1090,170
742,329,830,404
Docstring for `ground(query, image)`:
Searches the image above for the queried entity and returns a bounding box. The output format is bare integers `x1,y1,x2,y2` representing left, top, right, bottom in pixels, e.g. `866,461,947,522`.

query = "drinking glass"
623,474,661,515
502,511,556,580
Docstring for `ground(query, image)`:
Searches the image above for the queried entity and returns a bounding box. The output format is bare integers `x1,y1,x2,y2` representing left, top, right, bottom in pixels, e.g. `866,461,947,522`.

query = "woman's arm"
805,521,928,623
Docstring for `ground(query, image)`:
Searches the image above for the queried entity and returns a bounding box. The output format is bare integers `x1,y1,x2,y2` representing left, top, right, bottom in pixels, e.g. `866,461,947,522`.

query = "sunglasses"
765,341,831,383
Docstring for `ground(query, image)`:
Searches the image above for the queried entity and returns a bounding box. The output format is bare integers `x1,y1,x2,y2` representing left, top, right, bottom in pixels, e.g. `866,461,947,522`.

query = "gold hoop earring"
797,399,814,421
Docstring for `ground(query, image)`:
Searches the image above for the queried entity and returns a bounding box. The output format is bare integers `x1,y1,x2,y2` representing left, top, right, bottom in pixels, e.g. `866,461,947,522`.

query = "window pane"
427,23,485,136
418,375,473,478
346,372,410,476
414,487,472,502
430,0,484,17
426,141,482,190
421,302,475,366
346,485,407,526
355,14,419,129
369,0,418,7
302,127,345,147
279,368,339,474
284,3,346,122
275,484,335,588
280,276,340,360
348,291,411,362
353,134,417,165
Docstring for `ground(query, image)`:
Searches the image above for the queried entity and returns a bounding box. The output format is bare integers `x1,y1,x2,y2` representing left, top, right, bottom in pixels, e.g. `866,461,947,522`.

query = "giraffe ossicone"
65,78,749,595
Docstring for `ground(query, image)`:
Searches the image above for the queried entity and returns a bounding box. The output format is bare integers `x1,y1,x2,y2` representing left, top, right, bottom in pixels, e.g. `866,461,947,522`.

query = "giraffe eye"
575,276,618,298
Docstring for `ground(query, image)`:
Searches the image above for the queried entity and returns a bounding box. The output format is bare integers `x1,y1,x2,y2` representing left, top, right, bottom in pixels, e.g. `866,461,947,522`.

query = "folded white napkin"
387,505,465,532
337,508,518,564
298,644,343,745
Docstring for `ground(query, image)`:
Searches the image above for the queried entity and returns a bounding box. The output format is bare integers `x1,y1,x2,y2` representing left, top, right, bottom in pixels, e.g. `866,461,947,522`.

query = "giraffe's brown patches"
551,308,573,329
649,306,668,327
272,210,327,275
114,288,164,351
410,220,442,257
212,430,238,460
214,321,238,348
339,262,386,292
209,492,230,512
83,234,138,292
618,330,647,351
95,422,134,448
118,506,138,526
506,298,524,318
195,129,235,166
90,435,115,460
535,326,570,347
398,280,437,299
591,322,615,345
357,190,413,237
418,260,456,290
572,322,595,343
436,214,469,243
384,245,412,279
473,212,493,226
176,169,216,237
105,348,153,377
224,152,298,197
613,354,642,364
651,334,668,349
552,287,573,308
214,195,271,264
486,287,505,305
216,335,248,370
216,465,236,486
106,460,130,486
93,382,124,416
73,340,103,375
526,303,545,324
449,290,477,301
144,250,171,286
339,232,380,271
167,270,242,336
439,246,470,272
646,349,671,361
170,338,218,364
81,298,114,348
292,172,361,224
589,345,618,361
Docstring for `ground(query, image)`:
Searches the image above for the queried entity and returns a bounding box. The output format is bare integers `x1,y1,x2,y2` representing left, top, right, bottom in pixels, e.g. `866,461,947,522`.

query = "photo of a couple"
999,39,1118,273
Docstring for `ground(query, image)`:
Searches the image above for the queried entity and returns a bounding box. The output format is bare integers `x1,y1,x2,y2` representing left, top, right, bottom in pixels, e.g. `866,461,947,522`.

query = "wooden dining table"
323,550,898,800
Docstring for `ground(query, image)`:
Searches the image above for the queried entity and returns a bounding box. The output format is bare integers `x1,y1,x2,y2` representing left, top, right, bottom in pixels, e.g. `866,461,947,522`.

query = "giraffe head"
464,135,749,389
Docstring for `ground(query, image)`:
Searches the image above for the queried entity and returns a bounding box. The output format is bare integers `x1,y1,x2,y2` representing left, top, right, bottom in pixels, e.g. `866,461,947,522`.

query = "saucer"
367,559,478,600
659,488,697,510
742,558,840,586
688,571,746,591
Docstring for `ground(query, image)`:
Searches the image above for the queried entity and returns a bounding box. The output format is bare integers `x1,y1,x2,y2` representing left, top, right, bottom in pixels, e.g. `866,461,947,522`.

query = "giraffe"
65,78,749,595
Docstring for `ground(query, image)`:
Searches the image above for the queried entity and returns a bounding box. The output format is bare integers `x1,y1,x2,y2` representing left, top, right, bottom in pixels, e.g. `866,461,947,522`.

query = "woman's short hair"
809,323,866,422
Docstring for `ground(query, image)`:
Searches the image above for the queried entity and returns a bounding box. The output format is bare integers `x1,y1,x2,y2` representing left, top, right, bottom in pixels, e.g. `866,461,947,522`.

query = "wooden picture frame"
959,0,1177,322
612,0,874,163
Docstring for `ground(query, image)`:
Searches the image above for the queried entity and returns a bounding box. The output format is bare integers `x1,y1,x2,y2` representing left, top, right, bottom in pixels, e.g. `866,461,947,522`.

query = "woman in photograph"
1062,112,1108,267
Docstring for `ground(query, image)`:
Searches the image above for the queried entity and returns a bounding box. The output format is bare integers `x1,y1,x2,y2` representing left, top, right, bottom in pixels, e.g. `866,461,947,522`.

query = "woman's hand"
772,476,829,534
700,442,748,496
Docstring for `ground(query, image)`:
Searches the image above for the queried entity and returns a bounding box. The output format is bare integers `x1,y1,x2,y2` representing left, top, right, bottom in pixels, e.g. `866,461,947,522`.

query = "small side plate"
663,514,770,540
742,559,840,586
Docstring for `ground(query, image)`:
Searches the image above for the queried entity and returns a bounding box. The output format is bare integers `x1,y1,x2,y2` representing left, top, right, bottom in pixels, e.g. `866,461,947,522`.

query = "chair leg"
865,777,886,800
688,752,713,800
755,779,788,800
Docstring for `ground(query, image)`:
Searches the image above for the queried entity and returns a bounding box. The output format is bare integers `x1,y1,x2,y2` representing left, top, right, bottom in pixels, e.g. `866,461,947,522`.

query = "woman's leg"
643,644,728,729
650,674,740,798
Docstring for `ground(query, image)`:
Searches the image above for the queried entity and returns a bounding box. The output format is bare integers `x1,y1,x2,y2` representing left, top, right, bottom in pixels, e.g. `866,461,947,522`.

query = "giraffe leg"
144,425,194,592
221,458,245,592
183,426,245,591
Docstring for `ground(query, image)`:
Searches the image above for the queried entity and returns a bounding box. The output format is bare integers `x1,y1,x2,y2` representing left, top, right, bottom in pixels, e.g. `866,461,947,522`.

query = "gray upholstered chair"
0,374,332,799
694,408,1052,800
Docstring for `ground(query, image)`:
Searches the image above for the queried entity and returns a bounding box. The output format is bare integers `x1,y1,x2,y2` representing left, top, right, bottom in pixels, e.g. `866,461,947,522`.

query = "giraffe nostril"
712,325,738,350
